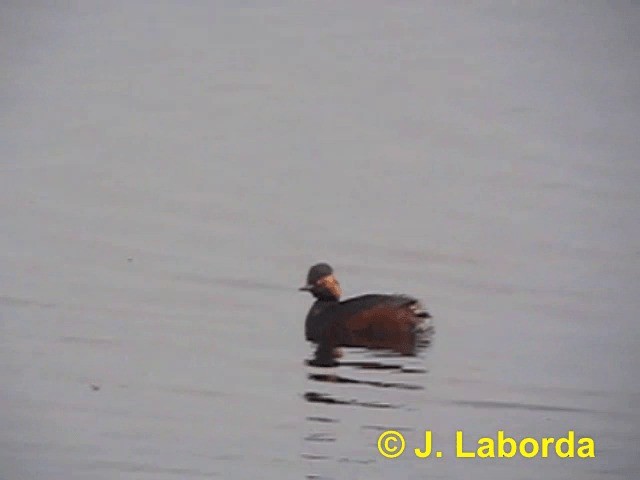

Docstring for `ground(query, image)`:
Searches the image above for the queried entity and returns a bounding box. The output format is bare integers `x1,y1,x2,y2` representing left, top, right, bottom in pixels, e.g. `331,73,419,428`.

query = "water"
2,2,639,479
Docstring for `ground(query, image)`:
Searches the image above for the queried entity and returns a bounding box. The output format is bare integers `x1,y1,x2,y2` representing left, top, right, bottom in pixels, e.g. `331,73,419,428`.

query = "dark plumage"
300,263,433,366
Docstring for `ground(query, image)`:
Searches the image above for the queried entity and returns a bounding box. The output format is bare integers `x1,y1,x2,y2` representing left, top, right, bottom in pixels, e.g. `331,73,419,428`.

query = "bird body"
299,264,433,366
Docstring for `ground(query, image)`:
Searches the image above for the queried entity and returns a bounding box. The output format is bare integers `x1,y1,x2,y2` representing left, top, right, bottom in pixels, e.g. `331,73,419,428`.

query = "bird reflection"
308,373,423,390
303,352,428,407
302,348,430,479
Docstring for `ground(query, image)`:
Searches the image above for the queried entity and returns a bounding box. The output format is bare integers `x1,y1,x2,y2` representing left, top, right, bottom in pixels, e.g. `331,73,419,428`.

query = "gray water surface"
2,2,639,479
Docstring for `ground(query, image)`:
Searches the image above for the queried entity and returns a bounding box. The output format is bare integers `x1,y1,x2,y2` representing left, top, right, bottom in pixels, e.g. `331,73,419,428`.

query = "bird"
299,263,433,366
